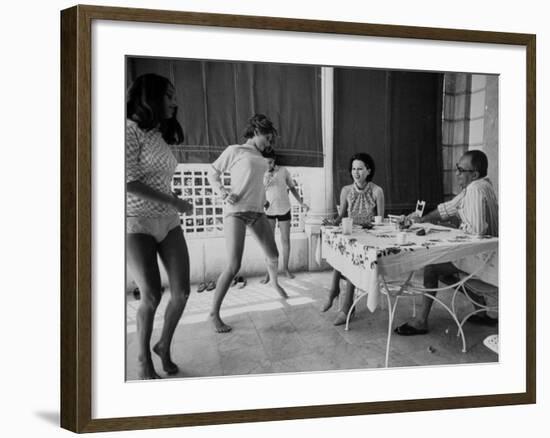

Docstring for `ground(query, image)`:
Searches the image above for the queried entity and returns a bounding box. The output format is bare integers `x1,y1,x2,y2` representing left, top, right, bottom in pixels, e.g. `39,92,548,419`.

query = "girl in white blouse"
261,151,309,282
208,114,288,333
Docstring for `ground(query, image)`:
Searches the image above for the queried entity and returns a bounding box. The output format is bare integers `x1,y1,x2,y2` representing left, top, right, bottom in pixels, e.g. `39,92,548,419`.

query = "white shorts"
126,214,181,243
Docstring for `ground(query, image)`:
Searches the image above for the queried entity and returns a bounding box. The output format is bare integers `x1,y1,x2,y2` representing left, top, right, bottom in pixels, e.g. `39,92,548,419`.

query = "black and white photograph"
125,56,500,381
4,0,546,435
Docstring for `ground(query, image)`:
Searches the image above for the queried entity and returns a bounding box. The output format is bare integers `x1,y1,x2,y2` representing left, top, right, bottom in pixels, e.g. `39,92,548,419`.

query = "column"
304,67,337,270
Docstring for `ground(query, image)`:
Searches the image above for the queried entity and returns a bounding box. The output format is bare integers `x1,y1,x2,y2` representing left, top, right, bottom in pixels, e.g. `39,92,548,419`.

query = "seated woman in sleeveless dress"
321,153,385,325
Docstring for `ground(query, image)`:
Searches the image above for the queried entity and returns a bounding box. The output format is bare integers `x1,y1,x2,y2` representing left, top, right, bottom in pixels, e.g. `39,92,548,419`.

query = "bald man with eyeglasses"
395,150,499,336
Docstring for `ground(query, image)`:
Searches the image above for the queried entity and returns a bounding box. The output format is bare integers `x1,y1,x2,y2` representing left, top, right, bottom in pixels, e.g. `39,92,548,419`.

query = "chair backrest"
415,200,426,217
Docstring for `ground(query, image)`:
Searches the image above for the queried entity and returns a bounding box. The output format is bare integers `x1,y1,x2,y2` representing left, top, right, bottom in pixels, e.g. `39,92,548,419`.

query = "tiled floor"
126,271,498,380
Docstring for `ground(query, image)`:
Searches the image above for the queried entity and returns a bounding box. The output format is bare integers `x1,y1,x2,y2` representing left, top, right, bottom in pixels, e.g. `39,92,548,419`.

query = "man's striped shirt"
438,177,499,236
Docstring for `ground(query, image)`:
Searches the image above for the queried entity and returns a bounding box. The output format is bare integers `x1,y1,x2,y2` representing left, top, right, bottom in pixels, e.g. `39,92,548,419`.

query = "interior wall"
480,75,499,194
442,73,499,198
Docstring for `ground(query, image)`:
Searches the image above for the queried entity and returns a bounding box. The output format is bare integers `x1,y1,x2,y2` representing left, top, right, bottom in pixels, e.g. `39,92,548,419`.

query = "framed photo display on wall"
61,4,536,433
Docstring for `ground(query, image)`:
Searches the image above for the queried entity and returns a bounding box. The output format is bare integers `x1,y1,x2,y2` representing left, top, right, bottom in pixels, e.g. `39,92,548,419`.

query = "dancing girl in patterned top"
126,73,193,379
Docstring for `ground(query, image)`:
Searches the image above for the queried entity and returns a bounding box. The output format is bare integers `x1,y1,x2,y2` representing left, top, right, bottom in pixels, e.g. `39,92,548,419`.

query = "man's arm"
410,208,442,224
410,190,465,225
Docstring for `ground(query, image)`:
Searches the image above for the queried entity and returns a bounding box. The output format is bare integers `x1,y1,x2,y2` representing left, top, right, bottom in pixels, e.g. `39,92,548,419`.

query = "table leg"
418,292,467,352
383,291,404,368
380,273,413,367
344,291,369,331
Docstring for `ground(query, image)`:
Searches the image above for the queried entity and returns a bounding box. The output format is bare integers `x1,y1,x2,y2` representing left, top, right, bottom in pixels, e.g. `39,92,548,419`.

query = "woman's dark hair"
348,153,376,182
243,114,278,139
126,73,184,145
263,149,277,161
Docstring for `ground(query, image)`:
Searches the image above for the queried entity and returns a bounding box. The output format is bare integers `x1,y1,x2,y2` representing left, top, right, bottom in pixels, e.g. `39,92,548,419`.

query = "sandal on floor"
467,314,498,326
394,322,428,336
206,280,216,291
197,282,207,293
235,276,247,289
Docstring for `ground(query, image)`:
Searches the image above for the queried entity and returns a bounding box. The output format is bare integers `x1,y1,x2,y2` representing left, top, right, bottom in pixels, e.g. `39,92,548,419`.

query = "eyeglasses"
455,164,476,174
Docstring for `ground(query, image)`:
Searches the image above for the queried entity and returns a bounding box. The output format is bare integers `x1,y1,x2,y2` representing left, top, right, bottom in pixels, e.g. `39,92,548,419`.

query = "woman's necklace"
354,181,368,191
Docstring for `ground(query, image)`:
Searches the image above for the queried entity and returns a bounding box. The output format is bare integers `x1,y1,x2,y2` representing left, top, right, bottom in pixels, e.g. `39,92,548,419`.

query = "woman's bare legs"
250,215,288,299
210,216,246,333
152,227,190,374
260,217,277,284
127,234,162,379
321,270,342,312
333,280,355,326
278,219,294,278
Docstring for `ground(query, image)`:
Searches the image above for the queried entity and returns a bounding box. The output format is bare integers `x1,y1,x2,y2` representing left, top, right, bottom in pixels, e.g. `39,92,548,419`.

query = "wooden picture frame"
60,4,536,433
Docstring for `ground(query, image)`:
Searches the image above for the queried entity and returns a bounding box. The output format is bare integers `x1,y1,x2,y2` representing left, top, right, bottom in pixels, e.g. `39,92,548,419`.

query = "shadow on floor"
126,271,498,381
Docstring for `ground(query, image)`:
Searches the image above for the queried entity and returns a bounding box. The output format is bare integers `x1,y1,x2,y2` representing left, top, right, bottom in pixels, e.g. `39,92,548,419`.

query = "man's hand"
407,212,422,224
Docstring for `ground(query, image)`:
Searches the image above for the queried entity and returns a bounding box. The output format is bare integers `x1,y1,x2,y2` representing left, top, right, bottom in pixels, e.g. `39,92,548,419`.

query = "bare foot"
152,343,179,375
260,274,270,284
137,358,161,380
320,295,337,312
210,314,232,333
283,270,295,279
272,283,288,299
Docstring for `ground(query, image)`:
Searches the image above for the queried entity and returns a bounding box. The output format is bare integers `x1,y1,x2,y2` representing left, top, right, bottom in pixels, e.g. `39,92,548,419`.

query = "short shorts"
266,210,291,222
126,213,181,243
225,211,265,226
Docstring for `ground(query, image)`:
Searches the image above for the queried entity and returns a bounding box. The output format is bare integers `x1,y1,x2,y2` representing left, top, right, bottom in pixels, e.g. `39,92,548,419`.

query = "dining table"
320,221,498,367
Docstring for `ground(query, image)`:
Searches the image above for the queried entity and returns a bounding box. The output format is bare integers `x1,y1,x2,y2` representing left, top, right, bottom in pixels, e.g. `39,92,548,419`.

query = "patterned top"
126,119,178,217
438,177,499,236
340,182,384,226
264,166,294,216
211,144,269,214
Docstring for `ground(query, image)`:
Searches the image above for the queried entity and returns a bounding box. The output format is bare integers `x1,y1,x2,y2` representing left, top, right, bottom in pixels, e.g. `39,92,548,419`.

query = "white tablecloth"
320,223,498,311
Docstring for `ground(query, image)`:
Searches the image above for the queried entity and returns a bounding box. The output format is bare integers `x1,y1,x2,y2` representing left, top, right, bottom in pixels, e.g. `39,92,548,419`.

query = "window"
171,164,307,237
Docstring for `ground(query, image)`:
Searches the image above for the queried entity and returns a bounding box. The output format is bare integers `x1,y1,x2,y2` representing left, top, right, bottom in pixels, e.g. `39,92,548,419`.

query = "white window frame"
171,163,307,238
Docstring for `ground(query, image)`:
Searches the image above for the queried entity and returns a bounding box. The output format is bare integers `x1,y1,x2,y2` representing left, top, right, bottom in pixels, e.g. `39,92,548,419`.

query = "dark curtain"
334,68,444,214
127,57,323,167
